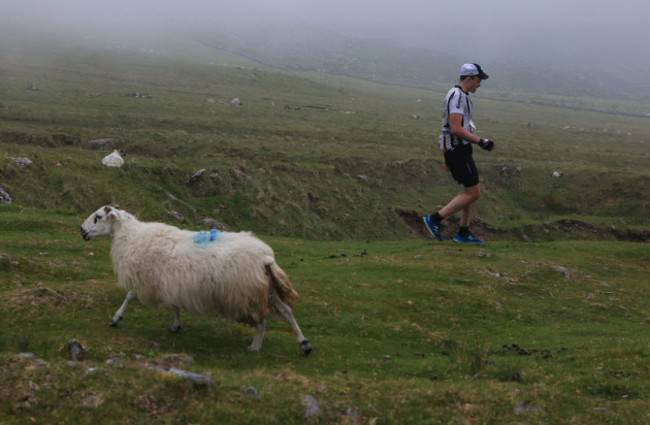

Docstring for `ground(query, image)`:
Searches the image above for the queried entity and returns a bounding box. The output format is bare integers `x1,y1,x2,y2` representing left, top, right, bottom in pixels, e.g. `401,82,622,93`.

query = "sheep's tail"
265,262,299,308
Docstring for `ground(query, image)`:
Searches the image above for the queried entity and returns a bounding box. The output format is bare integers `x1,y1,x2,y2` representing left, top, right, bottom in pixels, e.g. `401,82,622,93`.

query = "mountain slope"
175,18,650,105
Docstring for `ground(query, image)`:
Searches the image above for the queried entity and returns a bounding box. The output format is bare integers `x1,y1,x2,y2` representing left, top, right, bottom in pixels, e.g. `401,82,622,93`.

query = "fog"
2,0,649,81
278,0,649,68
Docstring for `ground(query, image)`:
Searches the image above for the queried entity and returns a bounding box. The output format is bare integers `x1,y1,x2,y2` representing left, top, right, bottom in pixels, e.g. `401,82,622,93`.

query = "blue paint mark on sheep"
193,229,220,245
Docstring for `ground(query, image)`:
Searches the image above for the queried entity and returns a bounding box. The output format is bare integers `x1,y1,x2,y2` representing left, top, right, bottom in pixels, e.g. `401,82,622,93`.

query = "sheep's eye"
94,214,101,224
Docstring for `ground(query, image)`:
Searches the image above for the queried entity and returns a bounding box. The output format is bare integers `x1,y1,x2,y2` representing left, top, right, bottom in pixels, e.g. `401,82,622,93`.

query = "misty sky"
2,0,649,72
264,0,649,70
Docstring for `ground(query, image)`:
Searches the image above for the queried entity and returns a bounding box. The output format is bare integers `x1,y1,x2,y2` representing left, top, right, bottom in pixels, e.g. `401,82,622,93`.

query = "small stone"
88,138,116,145
593,407,614,415
303,395,321,418
187,169,206,184
203,218,228,231
62,339,85,362
13,157,33,167
242,386,260,399
346,407,359,422
515,403,543,415
167,210,185,223
0,188,12,204
151,366,214,386
553,265,570,278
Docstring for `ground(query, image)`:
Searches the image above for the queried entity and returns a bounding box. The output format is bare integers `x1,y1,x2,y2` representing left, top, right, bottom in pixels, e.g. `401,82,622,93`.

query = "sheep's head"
80,206,122,241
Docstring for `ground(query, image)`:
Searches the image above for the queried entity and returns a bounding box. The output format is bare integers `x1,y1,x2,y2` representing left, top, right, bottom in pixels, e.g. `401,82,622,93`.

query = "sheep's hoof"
169,325,182,333
247,345,262,353
109,318,121,327
300,340,312,356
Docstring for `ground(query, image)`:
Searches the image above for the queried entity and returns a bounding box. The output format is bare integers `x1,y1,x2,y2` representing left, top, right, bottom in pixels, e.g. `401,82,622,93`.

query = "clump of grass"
441,338,492,377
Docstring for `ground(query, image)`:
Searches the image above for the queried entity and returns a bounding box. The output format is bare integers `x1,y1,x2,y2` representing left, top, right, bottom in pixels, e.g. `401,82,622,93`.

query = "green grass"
1,41,648,236
0,28,649,424
1,209,648,424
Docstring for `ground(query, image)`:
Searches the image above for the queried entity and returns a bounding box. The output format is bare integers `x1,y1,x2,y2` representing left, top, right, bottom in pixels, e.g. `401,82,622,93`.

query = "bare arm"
450,114,494,151
449,114,480,144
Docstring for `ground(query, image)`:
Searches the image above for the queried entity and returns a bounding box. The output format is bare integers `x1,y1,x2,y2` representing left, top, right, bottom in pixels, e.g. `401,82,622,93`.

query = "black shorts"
444,144,479,187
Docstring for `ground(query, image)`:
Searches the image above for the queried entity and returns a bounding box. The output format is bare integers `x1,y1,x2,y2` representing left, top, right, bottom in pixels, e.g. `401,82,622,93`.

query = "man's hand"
478,138,495,151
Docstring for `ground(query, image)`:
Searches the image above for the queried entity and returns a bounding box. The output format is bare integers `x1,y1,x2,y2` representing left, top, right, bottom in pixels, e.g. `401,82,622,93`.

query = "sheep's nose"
80,226,90,241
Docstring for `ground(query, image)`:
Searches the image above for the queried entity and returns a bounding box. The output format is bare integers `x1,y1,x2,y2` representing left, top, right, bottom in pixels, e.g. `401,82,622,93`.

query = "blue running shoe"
423,216,444,241
453,233,484,244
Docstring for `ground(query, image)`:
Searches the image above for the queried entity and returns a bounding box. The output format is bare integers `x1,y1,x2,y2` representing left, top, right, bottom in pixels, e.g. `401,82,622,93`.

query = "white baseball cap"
460,63,489,79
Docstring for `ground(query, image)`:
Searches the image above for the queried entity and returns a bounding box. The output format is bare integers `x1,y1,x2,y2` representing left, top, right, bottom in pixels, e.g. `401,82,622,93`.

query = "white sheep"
80,206,312,356
101,150,125,167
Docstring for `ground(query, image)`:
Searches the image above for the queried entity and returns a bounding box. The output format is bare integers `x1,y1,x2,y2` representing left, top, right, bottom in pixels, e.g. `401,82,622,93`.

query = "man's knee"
465,184,481,201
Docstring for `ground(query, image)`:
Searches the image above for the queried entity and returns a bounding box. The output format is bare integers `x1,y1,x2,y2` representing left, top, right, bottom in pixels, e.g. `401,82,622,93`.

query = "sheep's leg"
169,307,183,333
272,296,312,356
248,320,266,352
110,290,137,327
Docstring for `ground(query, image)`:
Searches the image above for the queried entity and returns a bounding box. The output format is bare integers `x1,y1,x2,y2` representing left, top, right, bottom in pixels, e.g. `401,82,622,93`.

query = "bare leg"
460,199,475,227
439,183,481,224
110,290,137,327
248,320,266,352
271,295,312,356
169,307,183,333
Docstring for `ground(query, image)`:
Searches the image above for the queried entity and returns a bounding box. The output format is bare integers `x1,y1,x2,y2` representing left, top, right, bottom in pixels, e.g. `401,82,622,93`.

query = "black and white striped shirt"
439,86,473,151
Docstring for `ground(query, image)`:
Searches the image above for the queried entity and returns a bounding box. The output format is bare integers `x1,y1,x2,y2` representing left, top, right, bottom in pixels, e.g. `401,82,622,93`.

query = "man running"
423,63,495,244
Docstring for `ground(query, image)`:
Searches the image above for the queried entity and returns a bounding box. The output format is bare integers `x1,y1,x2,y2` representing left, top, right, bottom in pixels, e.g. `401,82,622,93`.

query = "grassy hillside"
178,18,650,106
1,35,648,241
0,208,648,424
0,29,649,425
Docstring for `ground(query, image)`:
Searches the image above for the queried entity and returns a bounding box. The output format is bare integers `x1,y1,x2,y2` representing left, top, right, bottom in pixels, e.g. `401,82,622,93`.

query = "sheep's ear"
105,206,120,221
